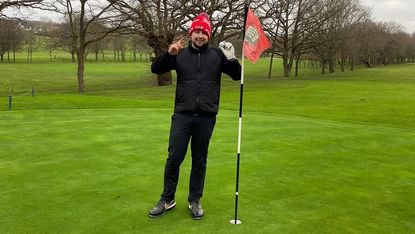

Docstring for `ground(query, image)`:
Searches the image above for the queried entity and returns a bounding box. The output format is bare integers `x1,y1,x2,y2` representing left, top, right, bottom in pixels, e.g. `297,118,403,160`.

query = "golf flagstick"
230,0,250,225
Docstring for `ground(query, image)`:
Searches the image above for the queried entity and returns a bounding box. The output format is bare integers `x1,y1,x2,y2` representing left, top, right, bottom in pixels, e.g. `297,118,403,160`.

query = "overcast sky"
4,0,415,33
362,0,415,33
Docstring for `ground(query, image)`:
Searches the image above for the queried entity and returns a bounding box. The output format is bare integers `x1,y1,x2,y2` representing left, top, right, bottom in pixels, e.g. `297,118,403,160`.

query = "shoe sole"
148,201,176,218
188,205,203,220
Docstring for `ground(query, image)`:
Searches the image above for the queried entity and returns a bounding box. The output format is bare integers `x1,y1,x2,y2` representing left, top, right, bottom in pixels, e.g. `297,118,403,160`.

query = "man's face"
191,30,209,48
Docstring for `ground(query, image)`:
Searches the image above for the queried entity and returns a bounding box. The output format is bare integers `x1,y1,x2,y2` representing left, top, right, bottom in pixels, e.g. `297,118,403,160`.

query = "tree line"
0,19,153,63
1,0,415,92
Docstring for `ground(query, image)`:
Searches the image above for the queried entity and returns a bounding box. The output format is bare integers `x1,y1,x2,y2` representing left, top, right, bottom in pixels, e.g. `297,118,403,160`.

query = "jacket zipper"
196,53,201,109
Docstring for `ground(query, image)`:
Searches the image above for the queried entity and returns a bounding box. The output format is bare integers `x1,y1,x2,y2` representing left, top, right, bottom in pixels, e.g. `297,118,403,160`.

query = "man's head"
189,12,211,48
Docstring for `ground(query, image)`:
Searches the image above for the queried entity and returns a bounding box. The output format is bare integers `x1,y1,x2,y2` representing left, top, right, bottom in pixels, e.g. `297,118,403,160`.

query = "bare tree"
109,33,129,62
383,23,409,65
47,19,77,62
406,33,415,62
0,0,43,13
130,34,153,61
9,21,24,62
34,20,58,61
308,0,366,74
24,28,36,62
89,37,107,62
355,20,409,67
332,0,369,72
52,0,128,92
265,0,337,77
0,19,23,62
87,22,109,62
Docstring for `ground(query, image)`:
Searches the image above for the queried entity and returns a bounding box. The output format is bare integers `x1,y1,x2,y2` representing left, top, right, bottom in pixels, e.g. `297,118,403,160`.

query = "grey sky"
4,0,415,33
362,0,415,33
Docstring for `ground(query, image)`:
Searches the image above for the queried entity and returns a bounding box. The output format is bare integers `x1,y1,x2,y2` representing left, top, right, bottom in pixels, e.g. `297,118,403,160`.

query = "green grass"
1,49,152,63
0,58,414,233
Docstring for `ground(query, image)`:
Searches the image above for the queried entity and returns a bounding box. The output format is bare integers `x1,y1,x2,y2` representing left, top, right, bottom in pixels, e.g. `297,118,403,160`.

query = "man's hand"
168,36,186,55
219,41,236,60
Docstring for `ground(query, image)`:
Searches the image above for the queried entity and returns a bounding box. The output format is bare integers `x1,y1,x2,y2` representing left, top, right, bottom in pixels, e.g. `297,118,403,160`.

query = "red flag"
243,8,271,64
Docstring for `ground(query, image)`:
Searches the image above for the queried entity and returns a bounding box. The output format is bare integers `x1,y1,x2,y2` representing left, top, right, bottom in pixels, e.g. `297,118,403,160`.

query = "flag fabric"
243,8,271,64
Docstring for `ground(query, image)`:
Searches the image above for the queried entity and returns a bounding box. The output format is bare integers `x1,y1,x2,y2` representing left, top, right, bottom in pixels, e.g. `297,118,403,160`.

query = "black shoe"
188,199,204,220
148,199,176,218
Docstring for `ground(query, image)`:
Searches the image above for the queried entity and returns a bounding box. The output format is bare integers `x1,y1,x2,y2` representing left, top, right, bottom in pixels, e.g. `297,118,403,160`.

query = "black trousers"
161,112,216,202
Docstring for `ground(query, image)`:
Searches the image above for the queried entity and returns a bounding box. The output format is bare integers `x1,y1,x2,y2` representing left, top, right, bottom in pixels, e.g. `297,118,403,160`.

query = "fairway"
1,61,415,233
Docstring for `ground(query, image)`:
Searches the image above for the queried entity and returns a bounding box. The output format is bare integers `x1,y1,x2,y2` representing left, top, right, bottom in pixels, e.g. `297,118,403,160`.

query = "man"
149,12,241,220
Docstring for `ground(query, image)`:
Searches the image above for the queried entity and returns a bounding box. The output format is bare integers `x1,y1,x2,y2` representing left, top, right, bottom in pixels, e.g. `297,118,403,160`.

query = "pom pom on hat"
189,12,212,38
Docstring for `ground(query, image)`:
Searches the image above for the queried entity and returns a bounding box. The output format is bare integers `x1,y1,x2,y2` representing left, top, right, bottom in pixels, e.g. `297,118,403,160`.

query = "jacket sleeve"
222,59,241,81
151,52,177,74
213,47,241,81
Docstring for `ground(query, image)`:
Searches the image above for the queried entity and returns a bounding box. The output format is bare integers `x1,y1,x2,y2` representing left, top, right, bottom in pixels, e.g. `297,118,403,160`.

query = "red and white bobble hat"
189,12,212,38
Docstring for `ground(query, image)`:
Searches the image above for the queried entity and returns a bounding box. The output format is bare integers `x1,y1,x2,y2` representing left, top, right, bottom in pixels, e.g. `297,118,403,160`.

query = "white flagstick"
229,49,244,226
238,48,245,153
230,7,247,225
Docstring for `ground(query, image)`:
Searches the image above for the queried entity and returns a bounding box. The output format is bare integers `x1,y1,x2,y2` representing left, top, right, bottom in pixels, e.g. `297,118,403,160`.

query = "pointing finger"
179,36,185,44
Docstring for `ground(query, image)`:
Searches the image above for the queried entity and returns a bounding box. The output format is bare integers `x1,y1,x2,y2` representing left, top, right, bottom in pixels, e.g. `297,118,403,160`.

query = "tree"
52,0,128,92
9,21,24,62
307,0,368,74
0,0,43,13
34,20,59,62
89,37,107,62
355,21,408,67
87,22,110,62
406,33,415,62
110,34,128,62
0,19,23,62
130,34,153,62
383,23,408,65
264,0,336,77
47,19,78,62
24,28,36,62
332,0,368,72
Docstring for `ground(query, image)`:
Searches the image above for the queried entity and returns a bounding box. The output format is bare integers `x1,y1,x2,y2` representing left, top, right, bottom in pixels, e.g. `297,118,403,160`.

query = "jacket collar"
188,41,209,53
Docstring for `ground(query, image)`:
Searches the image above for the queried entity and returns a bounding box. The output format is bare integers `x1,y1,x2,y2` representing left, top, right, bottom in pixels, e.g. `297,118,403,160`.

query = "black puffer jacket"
151,43,241,115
